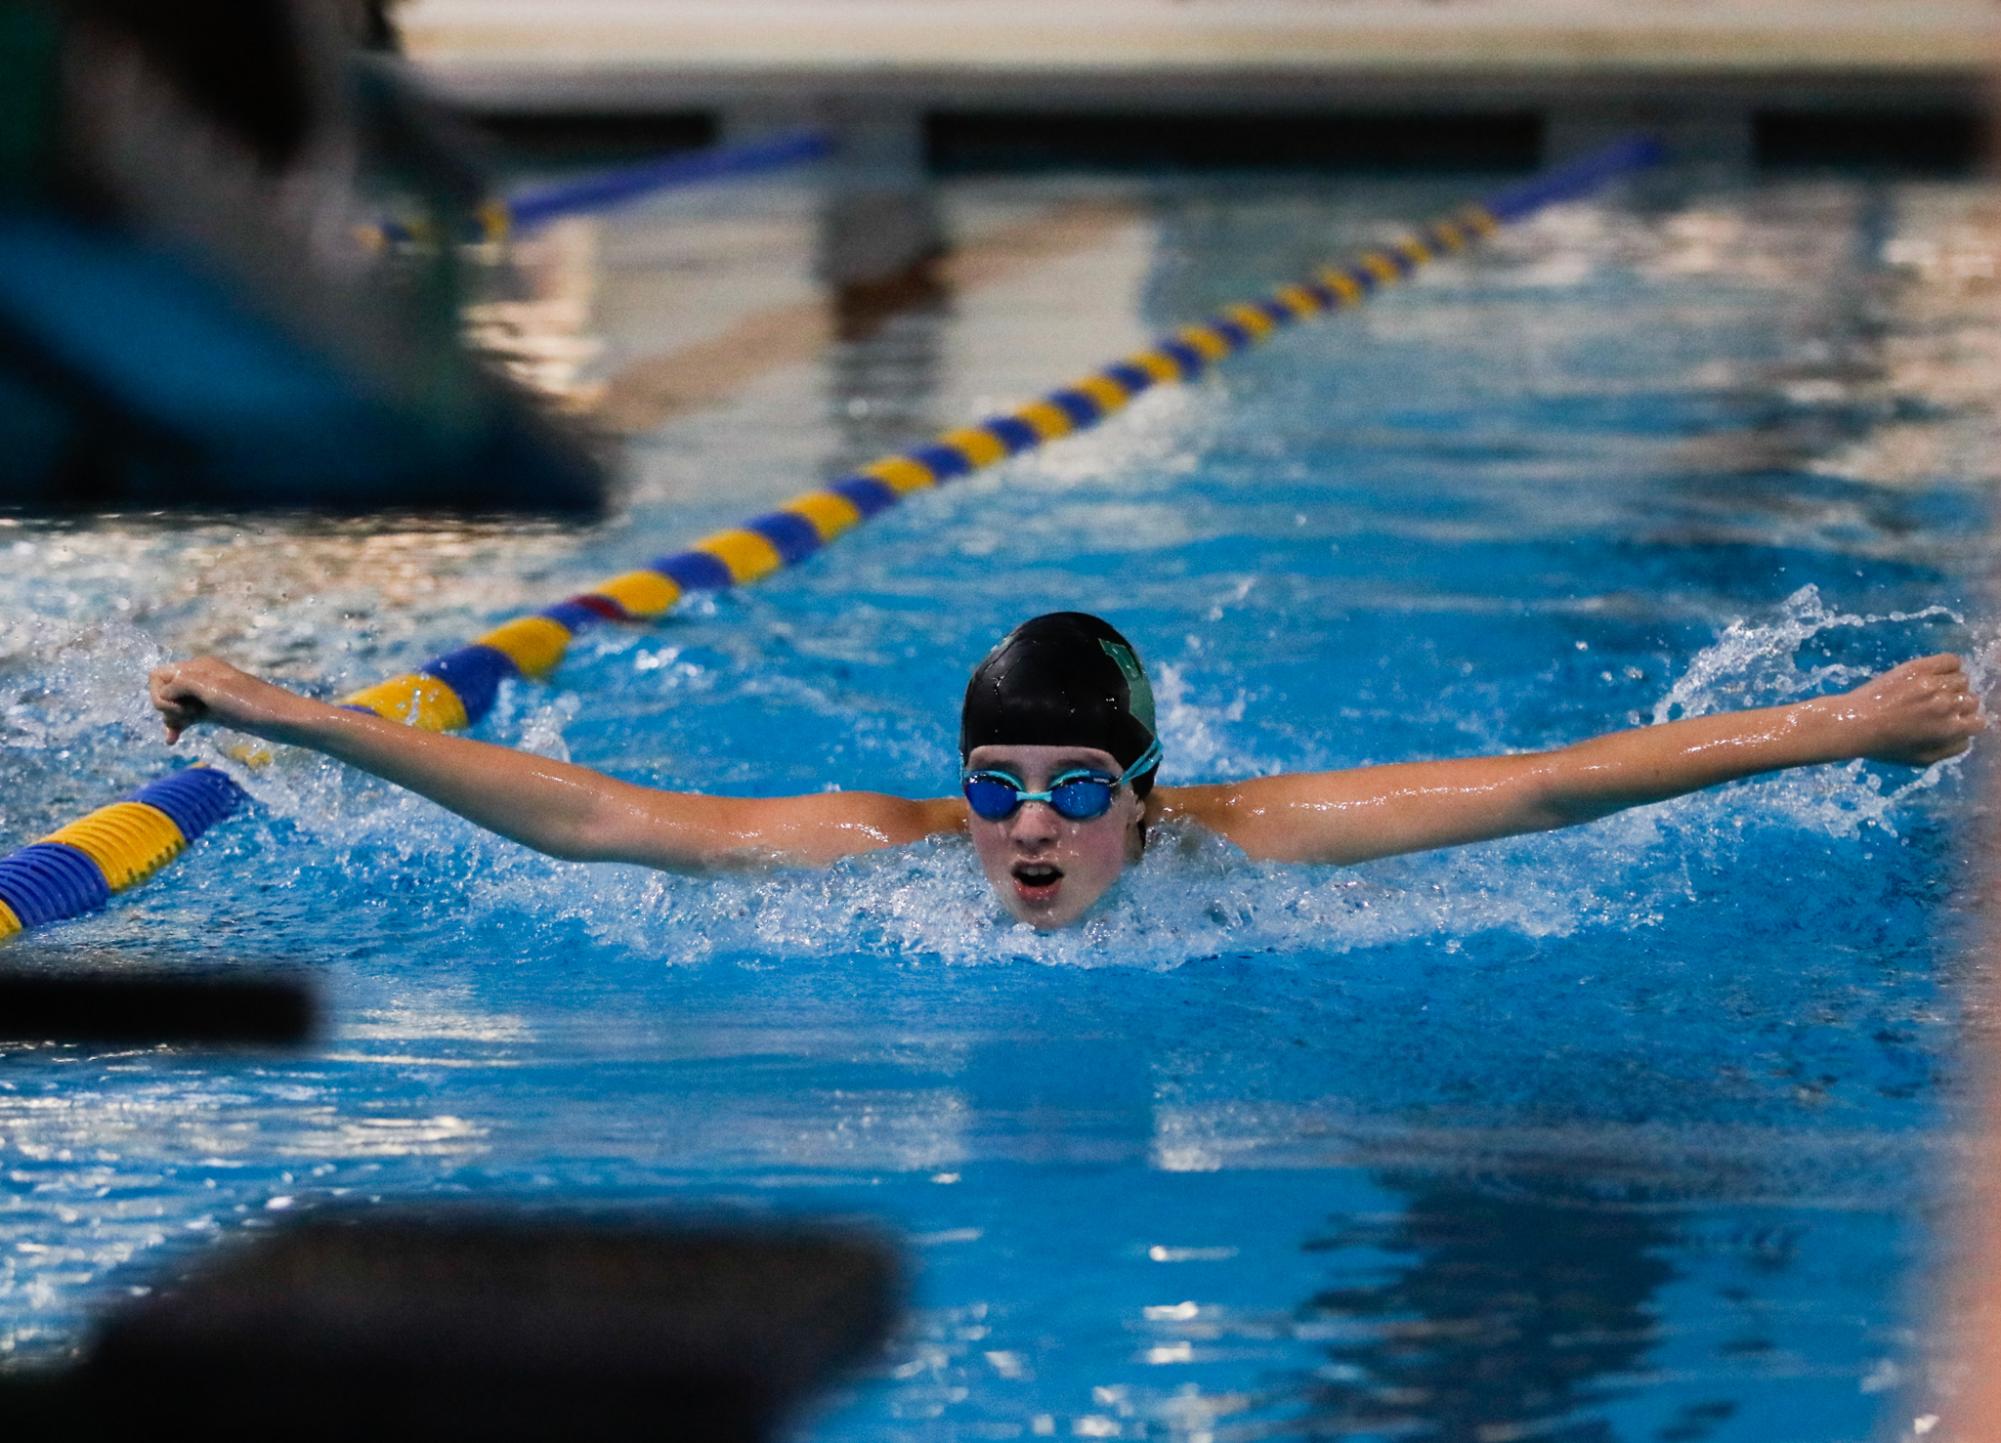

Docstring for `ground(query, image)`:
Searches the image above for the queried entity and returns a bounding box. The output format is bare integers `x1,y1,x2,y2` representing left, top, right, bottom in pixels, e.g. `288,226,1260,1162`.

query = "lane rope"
362,128,834,247
0,135,1664,944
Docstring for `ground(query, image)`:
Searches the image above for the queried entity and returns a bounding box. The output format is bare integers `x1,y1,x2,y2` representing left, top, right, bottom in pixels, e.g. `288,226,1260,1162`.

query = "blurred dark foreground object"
0,1210,900,1442
0,0,607,514
0,960,317,1045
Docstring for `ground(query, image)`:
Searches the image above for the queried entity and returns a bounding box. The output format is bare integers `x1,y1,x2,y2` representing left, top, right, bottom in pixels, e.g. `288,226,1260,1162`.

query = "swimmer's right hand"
148,658,310,745
1835,652,1987,766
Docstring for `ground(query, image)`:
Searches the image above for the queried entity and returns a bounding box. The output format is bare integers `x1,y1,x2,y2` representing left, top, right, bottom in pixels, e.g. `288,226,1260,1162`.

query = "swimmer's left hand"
148,657,313,745
1831,653,1987,766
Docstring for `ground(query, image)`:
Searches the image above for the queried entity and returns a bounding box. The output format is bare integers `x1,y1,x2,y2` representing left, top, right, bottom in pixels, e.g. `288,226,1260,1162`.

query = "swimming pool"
1,163,1995,1441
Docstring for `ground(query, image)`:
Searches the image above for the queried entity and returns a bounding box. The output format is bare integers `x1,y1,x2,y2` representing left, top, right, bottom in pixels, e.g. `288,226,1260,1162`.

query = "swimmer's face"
963,744,1147,930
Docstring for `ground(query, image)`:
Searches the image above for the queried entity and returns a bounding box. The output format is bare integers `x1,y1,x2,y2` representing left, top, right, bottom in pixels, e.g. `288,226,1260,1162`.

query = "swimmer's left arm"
1161,653,1984,864
148,656,966,870
582,789,965,871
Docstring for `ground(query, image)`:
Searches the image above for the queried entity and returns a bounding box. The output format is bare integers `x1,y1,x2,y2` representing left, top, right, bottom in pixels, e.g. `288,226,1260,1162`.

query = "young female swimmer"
149,611,1986,931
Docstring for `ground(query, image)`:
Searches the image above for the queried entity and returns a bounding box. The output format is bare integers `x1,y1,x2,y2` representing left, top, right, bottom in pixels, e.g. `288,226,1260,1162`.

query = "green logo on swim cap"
1098,638,1156,734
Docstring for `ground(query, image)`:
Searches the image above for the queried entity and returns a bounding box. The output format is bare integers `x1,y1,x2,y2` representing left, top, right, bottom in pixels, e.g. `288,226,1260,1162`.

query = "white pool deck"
403,0,1997,113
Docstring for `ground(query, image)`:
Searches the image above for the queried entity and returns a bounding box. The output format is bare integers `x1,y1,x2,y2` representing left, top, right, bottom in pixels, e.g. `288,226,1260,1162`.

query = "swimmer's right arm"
1161,652,1984,864
148,658,964,870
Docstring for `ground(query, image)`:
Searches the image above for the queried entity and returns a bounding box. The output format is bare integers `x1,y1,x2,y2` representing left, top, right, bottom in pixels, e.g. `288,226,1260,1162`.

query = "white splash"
1649,584,1984,839
0,614,169,754
1652,585,1961,725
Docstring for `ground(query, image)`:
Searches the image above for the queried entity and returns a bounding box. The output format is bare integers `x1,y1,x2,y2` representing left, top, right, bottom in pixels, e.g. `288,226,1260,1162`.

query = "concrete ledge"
402,0,1995,177
404,0,1997,113
416,68,1994,121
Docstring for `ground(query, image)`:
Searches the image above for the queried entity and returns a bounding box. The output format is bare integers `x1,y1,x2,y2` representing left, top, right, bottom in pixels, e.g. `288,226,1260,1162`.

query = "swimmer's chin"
1007,909,1089,932
997,888,1095,931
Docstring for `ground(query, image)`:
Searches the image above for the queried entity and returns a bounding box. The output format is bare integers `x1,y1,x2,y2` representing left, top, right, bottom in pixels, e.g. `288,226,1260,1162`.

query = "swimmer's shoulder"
903,793,969,840
1149,782,1233,833
1149,780,1333,862
825,791,965,846
715,791,961,867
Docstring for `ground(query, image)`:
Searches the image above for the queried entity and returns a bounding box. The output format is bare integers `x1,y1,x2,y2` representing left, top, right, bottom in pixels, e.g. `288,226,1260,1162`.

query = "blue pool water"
2,169,1997,1440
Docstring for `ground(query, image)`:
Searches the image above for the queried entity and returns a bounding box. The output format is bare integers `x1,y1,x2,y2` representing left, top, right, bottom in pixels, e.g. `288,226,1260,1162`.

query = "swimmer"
149,612,1986,931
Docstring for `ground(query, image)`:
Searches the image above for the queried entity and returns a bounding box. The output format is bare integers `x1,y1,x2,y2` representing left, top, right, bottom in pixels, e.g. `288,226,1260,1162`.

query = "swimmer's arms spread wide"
149,658,962,869
1161,654,1986,865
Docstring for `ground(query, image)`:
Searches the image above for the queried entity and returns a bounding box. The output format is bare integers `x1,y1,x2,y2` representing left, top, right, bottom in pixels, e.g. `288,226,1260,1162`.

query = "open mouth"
1010,861,1064,904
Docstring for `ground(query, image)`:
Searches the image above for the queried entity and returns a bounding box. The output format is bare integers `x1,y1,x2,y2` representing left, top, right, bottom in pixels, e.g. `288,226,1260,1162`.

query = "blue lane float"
507,130,834,236
367,129,835,246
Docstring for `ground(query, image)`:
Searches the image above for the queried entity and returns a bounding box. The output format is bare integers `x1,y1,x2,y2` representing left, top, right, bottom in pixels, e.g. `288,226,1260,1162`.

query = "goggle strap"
1120,736,1163,785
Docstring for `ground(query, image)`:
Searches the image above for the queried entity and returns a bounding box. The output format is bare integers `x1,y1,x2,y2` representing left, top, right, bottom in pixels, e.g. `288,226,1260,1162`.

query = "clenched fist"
149,658,314,745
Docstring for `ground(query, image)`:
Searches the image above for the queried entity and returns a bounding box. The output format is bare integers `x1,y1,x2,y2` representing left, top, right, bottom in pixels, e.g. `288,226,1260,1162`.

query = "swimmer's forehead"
966,743,1121,773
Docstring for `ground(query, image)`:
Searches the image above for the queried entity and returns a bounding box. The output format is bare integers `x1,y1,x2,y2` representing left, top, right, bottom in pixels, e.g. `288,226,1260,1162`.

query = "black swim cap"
960,613,1160,796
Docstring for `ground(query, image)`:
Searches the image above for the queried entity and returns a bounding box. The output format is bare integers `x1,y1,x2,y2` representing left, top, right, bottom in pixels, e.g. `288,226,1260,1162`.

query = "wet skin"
963,744,1150,930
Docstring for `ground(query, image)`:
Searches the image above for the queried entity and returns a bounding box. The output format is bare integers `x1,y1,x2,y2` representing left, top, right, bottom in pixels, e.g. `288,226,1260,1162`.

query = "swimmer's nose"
1007,800,1063,845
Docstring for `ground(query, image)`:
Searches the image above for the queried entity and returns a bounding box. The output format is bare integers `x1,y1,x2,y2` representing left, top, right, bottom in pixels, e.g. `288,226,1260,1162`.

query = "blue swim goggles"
961,738,1163,822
